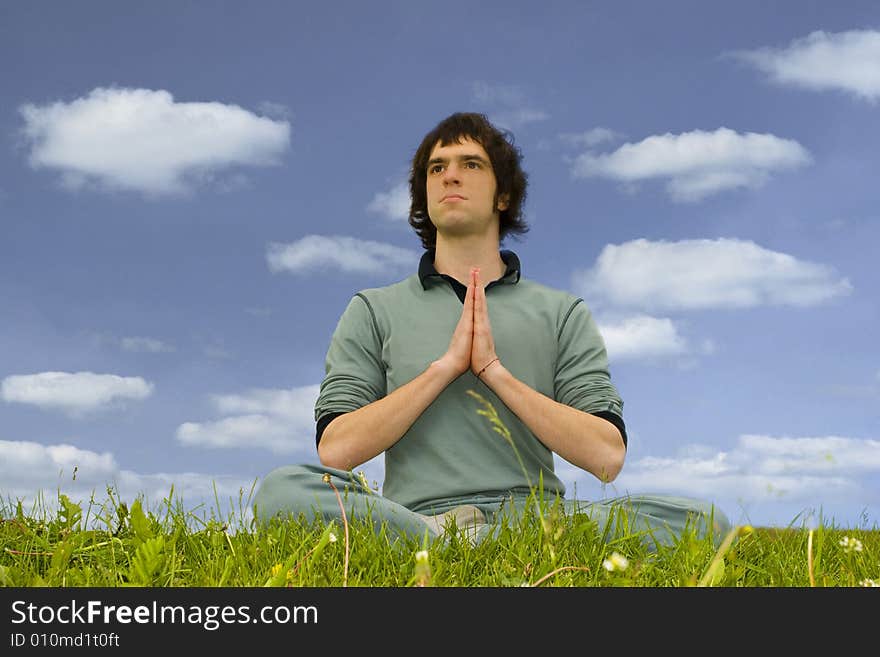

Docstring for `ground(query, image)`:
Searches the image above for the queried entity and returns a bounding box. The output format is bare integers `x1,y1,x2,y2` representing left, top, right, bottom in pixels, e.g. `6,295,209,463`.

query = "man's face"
425,137,508,238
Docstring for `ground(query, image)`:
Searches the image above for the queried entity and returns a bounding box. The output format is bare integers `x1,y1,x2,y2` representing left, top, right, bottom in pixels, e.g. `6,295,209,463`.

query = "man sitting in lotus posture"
254,112,730,547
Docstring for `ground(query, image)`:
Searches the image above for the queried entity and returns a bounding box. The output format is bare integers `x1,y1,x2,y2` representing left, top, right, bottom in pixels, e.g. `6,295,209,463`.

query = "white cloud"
91,332,174,353
471,81,549,131
1,371,153,417
176,384,319,455
201,343,233,361
266,235,418,275
257,100,293,120
177,415,299,453
0,439,257,526
597,314,688,360
210,385,317,419
573,238,852,311
121,336,175,353
0,440,118,487
572,127,811,201
556,434,880,527
729,29,880,102
472,81,528,106
367,181,410,222
620,435,880,504
734,434,880,474
558,128,621,148
18,86,290,197
492,108,550,131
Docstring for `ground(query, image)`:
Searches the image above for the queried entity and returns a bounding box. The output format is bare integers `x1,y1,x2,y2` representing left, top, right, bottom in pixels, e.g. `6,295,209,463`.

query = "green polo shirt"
314,250,625,513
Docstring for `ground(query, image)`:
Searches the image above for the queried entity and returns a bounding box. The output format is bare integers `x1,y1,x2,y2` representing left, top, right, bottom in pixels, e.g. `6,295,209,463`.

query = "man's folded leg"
568,493,732,549
253,464,433,540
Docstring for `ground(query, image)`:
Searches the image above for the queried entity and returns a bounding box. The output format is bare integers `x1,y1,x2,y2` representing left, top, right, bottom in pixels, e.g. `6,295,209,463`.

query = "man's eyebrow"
427,153,490,165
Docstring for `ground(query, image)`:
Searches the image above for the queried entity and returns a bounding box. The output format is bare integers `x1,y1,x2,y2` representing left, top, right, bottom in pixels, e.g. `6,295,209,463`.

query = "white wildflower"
840,536,863,553
602,551,629,572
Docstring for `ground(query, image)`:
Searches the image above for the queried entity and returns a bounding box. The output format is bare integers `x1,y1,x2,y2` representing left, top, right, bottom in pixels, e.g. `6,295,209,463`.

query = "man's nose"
442,164,461,184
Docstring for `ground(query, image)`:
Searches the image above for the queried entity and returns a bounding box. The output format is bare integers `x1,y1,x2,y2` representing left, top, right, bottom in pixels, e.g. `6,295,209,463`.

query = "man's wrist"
476,356,500,378
477,358,507,387
429,357,466,385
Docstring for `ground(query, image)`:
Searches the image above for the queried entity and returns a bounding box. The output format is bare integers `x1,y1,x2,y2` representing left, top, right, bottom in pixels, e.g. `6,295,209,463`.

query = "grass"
3,392,877,587
1,485,878,587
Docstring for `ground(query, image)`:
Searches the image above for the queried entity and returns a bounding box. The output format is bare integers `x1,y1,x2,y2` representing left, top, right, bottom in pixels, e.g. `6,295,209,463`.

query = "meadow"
3,394,877,588
1,483,878,588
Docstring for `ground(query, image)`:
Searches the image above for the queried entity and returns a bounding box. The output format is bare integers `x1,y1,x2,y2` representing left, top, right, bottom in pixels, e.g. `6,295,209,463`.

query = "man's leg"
253,464,433,541
468,492,731,549
567,493,732,549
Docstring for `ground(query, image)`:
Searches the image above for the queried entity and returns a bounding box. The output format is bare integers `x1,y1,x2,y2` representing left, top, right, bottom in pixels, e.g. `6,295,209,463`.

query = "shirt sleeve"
554,298,624,419
314,293,387,422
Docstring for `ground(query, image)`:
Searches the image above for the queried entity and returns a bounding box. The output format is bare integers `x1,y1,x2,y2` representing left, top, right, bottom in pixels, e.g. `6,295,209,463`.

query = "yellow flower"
269,562,294,585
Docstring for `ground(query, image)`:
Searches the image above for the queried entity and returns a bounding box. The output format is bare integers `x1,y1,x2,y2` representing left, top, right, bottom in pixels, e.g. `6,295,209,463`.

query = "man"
254,112,730,547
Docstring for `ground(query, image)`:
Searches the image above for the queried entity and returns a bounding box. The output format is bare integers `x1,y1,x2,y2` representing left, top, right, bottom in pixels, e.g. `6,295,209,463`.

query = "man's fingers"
464,269,476,314
472,268,480,311
467,266,498,376
451,269,475,357
474,268,488,326
442,269,475,376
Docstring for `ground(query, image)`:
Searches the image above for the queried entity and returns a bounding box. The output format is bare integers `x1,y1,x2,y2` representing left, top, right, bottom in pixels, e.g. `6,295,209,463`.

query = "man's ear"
497,192,510,212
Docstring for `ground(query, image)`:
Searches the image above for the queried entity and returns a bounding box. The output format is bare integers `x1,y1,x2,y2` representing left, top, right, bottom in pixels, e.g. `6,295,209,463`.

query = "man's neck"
433,234,506,286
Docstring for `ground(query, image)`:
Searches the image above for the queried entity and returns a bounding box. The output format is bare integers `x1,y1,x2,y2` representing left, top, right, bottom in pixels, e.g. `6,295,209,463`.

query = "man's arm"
470,269,626,483
318,273,478,471
477,363,626,482
319,359,460,470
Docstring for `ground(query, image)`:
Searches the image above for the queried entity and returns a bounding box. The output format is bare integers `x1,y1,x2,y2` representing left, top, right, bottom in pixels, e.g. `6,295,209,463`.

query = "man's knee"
253,464,319,524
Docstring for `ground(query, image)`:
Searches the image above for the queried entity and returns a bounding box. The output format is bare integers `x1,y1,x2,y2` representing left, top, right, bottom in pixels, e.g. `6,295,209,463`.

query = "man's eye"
466,161,479,169
429,164,443,174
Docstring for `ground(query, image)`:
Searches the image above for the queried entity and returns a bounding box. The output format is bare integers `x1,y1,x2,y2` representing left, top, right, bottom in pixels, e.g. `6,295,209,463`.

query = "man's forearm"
479,362,626,483
318,360,460,471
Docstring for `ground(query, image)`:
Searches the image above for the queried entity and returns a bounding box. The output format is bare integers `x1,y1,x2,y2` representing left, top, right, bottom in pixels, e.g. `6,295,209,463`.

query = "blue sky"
1,0,878,530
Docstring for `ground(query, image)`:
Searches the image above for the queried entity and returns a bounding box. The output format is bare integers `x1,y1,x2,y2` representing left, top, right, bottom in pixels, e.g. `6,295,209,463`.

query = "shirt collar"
418,249,521,290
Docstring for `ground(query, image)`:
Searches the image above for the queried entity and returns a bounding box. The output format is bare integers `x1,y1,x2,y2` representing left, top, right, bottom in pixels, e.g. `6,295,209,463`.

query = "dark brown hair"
408,112,529,250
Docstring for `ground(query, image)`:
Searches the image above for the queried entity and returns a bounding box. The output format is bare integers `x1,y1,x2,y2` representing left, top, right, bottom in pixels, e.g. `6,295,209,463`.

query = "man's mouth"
441,195,465,202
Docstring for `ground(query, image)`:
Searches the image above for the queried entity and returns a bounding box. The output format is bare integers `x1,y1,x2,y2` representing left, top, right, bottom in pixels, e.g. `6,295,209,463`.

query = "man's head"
409,112,528,250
